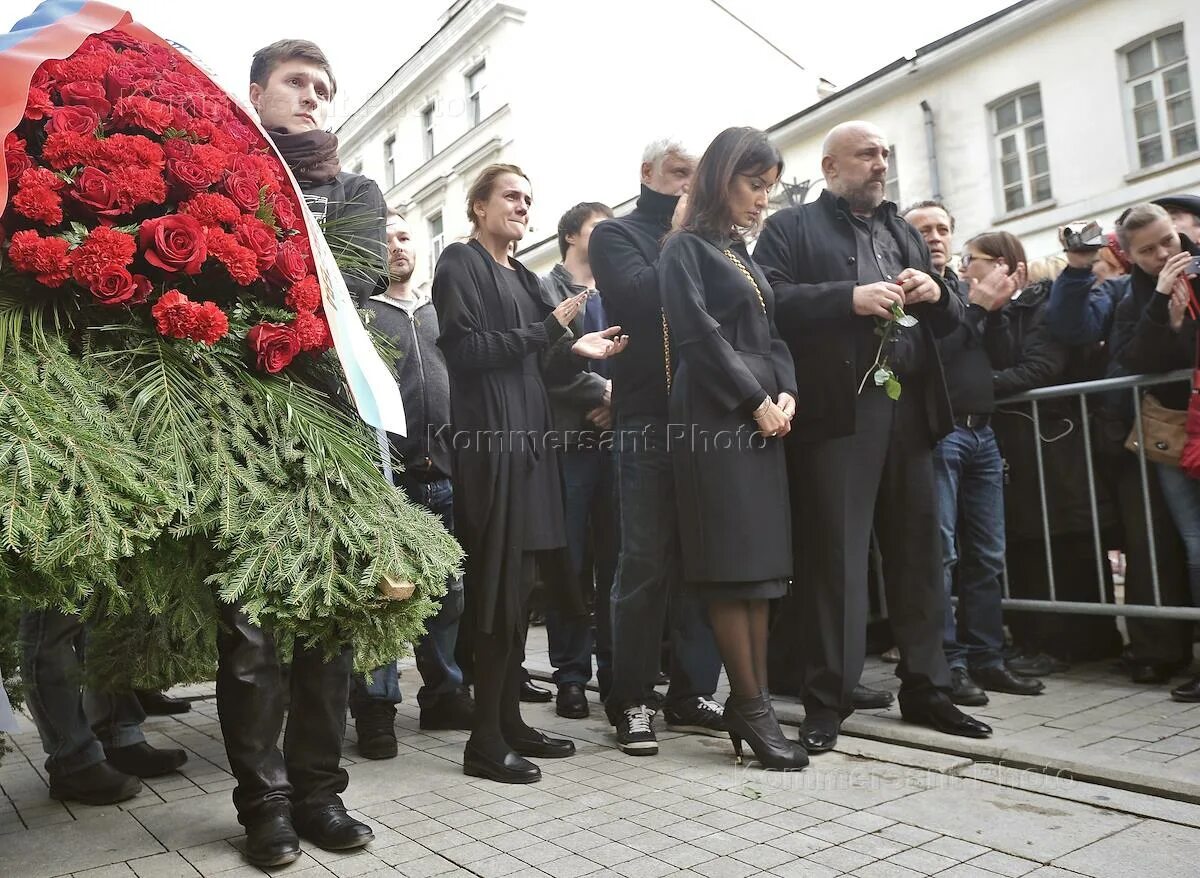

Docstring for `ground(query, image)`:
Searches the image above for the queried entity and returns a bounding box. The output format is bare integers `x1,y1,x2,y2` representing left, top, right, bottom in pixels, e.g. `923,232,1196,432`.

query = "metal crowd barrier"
994,368,1200,621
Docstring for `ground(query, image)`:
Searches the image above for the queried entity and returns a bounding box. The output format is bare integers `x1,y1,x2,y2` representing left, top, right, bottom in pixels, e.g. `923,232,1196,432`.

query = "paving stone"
1054,819,1200,878
966,850,1043,876
72,866,138,878
690,856,758,878
0,812,163,878
851,862,925,878
127,791,242,850
886,846,959,874
805,845,874,873
129,852,201,878
870,778,1139,859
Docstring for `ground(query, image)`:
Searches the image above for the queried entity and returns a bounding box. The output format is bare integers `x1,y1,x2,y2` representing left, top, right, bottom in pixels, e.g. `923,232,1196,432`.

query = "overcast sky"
9,0,1017,127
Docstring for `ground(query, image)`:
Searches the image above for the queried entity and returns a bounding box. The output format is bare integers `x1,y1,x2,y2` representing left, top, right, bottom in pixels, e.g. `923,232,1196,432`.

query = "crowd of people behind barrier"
9,35,1200,872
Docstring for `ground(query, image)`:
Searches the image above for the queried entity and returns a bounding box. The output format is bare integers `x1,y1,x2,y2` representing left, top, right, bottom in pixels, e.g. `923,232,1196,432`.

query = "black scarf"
267,129,341,184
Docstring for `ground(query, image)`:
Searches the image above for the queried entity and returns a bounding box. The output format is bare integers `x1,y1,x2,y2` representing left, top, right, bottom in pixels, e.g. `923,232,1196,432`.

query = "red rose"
285,275,322,314
24,86,54,121
247,322,301,373
235,217,278,270
272,194,298,231
89,266,144,306
161,138,193,162
190,301,229,345
70,167,122,216
151,290,198,338
167,159,215,195
71,226,137,286
269,239,308,285
221,171,261,213
46,105,101,136
6,229,71,287
59,80,112,117
5,133,34,179
111,95,174,135
104,63,143,104
180,193,242,228
139,214,207,274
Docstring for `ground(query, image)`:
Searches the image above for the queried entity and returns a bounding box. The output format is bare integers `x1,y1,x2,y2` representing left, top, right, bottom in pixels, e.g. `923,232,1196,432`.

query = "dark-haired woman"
432,164,626,783
657,128,807,770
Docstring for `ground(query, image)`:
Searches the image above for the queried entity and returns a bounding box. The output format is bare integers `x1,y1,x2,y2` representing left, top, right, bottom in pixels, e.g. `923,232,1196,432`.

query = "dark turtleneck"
590,184,682,420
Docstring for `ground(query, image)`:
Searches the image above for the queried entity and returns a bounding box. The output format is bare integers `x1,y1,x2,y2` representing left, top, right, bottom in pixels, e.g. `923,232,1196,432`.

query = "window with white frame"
1123,27,1197,168
383,135,396,189
428,212,444,272
421,105,435,161
466,63,485,127
991,86,1051,214
884,144,900,204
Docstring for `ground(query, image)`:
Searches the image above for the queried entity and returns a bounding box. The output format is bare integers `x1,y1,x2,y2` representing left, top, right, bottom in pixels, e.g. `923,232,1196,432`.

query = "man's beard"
389,264,415,284
844,181,885,214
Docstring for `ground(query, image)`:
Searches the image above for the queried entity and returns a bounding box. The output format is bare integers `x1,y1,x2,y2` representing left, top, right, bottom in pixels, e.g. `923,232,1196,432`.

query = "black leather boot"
294,804,374,851
243,804,300,868
724,692,808,771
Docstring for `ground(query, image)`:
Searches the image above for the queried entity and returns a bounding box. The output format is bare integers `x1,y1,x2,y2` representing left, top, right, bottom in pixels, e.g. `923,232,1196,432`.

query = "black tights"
708,598,770,699
468,553,541,761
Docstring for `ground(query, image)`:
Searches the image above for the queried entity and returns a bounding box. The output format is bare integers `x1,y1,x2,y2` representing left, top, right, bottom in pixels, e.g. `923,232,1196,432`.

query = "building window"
428,212,444,272
421,105,435,161
466,63,485,127
383,135,396,189
1123,27,1196,168
884,144,900,204
991,86,1051,213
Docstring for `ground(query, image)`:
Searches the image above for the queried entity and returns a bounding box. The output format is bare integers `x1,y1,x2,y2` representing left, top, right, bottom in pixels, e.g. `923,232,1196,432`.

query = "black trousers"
215,601,353,825
788,383,951,719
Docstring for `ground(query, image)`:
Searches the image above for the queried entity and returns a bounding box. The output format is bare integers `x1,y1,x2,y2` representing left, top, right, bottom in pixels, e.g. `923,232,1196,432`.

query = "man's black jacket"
753,190,962,442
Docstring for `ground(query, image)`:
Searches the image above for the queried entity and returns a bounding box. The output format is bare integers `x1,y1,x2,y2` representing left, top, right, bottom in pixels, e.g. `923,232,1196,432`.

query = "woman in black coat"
657,128,806,770
432,164,626,783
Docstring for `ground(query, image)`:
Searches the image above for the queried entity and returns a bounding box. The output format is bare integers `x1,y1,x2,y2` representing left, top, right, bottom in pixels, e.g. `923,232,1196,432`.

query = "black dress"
432,240,575,636
657,231,797,601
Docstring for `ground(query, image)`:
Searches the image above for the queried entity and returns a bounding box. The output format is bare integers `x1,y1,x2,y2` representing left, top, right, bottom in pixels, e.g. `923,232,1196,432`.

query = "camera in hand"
1189,255,1200,276
1059,220,1105,252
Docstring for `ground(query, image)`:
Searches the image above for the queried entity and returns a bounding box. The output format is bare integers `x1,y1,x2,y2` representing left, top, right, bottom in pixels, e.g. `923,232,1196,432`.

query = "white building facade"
767,0,1200,258
335,0,821,281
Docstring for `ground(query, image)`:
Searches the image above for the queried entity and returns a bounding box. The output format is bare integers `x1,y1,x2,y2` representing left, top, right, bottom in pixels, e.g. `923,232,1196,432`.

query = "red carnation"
247,322,300,373
46,105,101,137
269,239,309,285
180,193,242,228
139,214,207,274
70,167,122,216
190,144,230,179
204,227,259,286
235,217,278,271
24,86,54,121
97,134,165,172
285,275,322,314
6,230,71,287
110,167,167,211
42,131,97,170
19,167,65,191
112,95,174,135
71,226,137,286
290,310,330,352
89,265,149,306
5,133,34,180
221,171,261,213
58,80,112,117
12,184,63,226
151,290,198,338
190,301,229,345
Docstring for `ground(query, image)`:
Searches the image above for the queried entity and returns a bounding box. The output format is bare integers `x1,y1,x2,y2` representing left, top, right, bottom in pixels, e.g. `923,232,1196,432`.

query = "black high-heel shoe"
724,692,808,771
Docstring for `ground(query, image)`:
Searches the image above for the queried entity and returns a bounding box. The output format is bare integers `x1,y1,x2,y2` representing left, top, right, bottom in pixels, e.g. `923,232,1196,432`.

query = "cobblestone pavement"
2,629,1199,878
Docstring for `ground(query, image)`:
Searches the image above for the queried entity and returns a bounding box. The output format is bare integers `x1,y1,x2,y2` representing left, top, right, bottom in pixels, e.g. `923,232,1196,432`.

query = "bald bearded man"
754,121,991,752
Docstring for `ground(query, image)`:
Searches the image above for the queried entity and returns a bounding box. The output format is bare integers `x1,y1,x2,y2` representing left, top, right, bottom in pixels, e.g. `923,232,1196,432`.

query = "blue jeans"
546,448,617,685
352,476,465,708
1155,462,1200,606
605,415,721,724
19,608,146,776
932,425,1006,670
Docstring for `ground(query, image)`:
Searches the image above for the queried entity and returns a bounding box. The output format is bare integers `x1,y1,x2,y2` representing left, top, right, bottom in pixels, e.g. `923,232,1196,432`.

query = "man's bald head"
821,120,890,215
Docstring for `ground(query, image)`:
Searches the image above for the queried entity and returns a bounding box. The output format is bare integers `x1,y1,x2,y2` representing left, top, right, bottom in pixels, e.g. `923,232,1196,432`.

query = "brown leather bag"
1125,393,1187,465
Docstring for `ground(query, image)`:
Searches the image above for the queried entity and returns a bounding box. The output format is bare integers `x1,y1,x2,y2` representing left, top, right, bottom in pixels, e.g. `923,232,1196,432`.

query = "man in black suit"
755,121,991,753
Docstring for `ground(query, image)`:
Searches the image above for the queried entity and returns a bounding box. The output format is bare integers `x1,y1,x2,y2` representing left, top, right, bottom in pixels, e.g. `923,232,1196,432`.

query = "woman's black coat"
657,232,797,584
432,239,578,635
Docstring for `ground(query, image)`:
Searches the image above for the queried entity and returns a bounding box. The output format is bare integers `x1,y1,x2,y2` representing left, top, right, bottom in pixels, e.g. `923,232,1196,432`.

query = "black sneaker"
615,705,658,756
664,697,726,738
353,699,398,760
